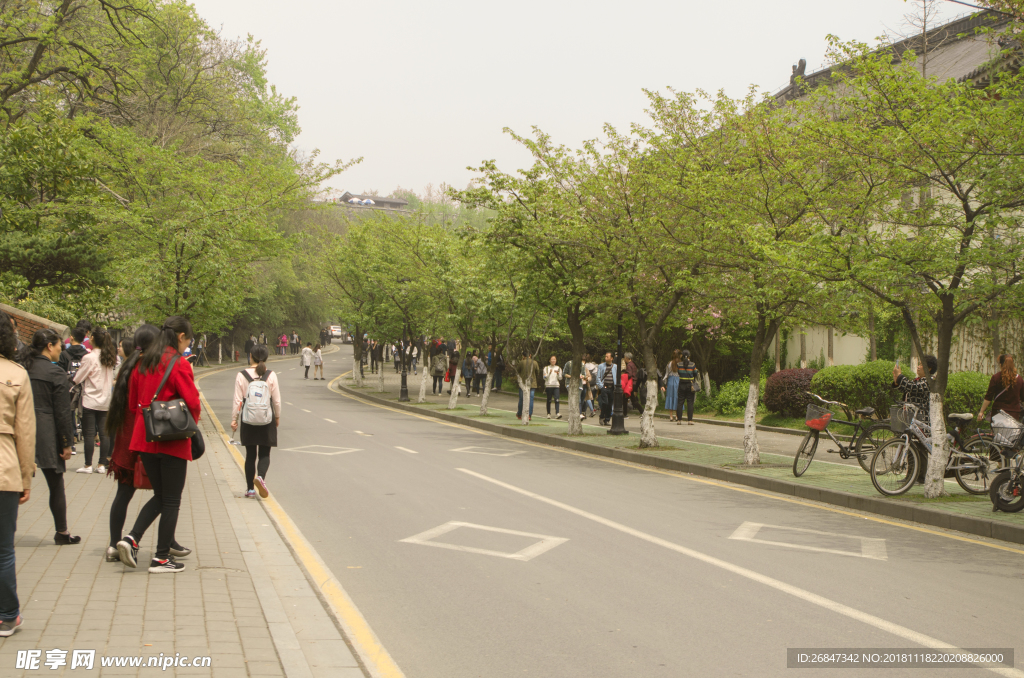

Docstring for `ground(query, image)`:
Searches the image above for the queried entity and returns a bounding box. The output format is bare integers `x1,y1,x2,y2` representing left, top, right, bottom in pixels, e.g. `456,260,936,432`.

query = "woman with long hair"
0,311,36,637
312,343,324,380
73,327,117,474
116,317,200,574
231,344,281,498
18,329,80,544
661,349,682,422
979,354,1023,423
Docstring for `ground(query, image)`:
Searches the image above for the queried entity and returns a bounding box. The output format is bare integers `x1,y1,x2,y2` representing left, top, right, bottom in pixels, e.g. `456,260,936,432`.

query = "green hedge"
714,376,767,416
809,360,989,420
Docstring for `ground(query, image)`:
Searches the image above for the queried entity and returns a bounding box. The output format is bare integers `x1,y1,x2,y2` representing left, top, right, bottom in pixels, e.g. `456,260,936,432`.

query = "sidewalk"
340,365,1024,545
2,355,362,677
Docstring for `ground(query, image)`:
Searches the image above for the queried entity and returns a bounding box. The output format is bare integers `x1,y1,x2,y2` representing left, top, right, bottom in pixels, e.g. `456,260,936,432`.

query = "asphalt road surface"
199,349,1024,678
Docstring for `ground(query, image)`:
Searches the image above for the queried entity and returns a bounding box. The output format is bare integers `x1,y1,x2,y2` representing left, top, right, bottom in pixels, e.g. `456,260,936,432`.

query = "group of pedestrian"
300,343,325,380
661,349,701,425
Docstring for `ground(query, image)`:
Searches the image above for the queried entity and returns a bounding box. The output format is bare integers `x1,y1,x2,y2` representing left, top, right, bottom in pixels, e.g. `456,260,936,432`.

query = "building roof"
776,10,1017,102
338,192,409,209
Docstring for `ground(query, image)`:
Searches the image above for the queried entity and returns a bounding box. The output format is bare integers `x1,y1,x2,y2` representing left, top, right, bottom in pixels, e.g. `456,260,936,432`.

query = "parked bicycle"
869,403,997,496
793,393,892,477
986,415,1024,512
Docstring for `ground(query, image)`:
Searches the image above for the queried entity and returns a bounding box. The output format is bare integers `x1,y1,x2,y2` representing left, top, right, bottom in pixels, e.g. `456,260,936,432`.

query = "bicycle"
868,403,997,496
986,416,1024,512
792,393,892,477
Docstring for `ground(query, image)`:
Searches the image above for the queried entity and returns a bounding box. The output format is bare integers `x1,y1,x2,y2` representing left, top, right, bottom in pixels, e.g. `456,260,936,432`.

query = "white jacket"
301,346,314,367
73,350,114,411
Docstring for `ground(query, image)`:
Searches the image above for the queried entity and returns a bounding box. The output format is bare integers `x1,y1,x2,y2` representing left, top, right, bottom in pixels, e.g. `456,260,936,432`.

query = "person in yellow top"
0,311,36,637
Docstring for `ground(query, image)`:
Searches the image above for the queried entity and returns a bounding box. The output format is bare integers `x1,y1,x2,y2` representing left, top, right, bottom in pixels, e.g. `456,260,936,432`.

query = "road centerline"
455,467,1024,678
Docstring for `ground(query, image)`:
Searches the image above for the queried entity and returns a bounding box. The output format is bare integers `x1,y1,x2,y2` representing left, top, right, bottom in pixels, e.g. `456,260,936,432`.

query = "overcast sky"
188,0,958,198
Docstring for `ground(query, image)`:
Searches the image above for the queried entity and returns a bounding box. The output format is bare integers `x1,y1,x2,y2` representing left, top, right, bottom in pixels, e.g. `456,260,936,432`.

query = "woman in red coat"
117,317,200,574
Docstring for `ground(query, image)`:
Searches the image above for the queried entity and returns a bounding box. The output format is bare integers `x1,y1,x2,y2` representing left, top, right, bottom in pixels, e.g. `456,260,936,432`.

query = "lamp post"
608,317,627,435
397,277,412,402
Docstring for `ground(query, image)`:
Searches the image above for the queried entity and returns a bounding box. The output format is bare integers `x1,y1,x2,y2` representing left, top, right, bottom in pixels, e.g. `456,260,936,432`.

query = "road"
199,348,1024,678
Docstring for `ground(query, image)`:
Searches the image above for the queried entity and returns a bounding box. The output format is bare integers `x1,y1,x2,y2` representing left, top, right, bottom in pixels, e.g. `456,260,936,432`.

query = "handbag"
191,428,206,461
133,454,152,490
141,355,199,442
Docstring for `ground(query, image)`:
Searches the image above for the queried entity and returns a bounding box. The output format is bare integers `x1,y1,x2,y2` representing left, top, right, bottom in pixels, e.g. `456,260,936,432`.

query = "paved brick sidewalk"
0,378,362,677
344,366,1024,532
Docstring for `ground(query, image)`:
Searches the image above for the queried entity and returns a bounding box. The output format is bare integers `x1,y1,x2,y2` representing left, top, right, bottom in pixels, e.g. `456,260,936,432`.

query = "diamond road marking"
279,445,360,456
400,521,567,561
729,522,888,561
450,446,525,457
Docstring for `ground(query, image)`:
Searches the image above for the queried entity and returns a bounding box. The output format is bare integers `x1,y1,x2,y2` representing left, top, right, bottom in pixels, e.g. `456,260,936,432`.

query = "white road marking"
396,446,418,454
456,468,1023,678
400,521,567,561
354,430,372,436
280,445,360,455
450,446,525,457
285,401,293,406
301,408,311,413
729,522,888,561
324,418,337,423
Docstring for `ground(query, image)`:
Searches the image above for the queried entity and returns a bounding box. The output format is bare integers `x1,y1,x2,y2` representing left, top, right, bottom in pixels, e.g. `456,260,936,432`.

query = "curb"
335,383,1024,548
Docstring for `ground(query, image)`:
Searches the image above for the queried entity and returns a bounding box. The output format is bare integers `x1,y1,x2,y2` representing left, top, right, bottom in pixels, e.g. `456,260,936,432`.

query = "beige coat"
0,357,36,492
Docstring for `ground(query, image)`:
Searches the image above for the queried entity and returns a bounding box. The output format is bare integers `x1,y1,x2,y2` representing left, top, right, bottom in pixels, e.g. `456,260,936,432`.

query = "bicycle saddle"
947,413,973,422
855,407,875,417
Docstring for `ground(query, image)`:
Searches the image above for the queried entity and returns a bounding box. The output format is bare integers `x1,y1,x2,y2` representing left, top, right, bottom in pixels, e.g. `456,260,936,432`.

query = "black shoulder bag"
142,355,199,442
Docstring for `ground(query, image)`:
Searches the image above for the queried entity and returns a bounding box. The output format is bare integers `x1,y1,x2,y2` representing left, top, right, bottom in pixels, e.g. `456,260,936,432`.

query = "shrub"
715,375,767,416
764,368,818,416
810,360,896,415
944,371,989,417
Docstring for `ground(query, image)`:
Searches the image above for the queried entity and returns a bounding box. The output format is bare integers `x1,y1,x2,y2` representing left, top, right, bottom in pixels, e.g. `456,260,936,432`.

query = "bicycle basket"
805,404,832,431
992,412,1024,447
890,404,914,434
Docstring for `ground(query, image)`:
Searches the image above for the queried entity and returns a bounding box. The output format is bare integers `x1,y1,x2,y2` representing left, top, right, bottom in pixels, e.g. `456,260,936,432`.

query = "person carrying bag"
231,344,281,500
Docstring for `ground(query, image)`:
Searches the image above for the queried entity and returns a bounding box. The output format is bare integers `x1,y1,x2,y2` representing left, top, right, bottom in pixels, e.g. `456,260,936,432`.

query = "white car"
330,325,343,338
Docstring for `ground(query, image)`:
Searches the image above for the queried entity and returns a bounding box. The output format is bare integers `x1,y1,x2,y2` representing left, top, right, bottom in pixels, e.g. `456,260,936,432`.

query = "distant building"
338,192,409,211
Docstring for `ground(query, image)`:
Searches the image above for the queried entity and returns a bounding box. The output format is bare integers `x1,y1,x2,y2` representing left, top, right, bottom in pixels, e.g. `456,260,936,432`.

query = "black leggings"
432,375,444,393
81,408,111,467
304,366,310,378
132,454,187,559
676,390,695,422
110,482,139,548
245,446,271,491
41,468,68,533
546,387,560,414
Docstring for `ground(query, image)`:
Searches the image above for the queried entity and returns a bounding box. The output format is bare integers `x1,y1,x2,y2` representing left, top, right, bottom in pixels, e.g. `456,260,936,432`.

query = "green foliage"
943,372,989,419
714,376,766,416
810,360,897,415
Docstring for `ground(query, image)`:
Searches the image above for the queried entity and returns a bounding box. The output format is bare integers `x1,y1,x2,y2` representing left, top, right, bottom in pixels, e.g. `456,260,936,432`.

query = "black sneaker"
116,535,139,568
148,558,185,574
169,543,192,558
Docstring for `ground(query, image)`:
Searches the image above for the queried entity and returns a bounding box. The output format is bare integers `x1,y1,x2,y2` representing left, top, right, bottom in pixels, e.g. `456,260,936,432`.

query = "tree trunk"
218,338,222,365
827,327,834,367
868,310,877,361
378,363,384,392
566,307,586,436
799,329,807,369
417,351,430,403
352,325,364,387
447,372,461,409
639,344,659,448
479,371,494,415
703,370,711,394
517,375,531,425
923,307,955,498
774,327,781,373
991,307,1001,371
743,313,782,465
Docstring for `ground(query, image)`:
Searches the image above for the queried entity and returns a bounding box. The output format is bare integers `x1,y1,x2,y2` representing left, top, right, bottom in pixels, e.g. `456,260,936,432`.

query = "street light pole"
608,318,627,435
399,324,410,401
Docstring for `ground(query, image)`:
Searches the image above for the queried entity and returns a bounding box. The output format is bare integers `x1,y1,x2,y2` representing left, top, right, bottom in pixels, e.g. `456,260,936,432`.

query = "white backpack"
241,370,274,425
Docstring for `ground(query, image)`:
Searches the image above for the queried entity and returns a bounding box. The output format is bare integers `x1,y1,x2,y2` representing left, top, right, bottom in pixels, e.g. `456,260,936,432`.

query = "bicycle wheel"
870,438,919,496
955,439,1002,495
793,429,819,477
854,421,892,474
989,471,1024,513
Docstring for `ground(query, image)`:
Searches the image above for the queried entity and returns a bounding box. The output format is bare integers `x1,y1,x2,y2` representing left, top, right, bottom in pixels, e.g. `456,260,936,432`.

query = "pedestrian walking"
662,349,681,422
73,327,117,474
407,343,418,375
474,353,488,393
596,352,618,425
584,355,598,418
290,331,300,356
18,329,80,545
258,332,267,346
430,346,447,395
120,316,201,573
231,344,281,500
107,326,192,565
675,350,700,425
543,355,563,419
301,343,314,379
319,327,328,347
312,344,324,380
462,353,475,397
393,343,401,372
515,350,541,420
277,333,288,356
624,353,640,416
0,311,35,637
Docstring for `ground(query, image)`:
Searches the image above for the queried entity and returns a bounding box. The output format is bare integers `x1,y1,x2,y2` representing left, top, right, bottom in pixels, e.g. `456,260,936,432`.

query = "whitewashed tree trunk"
479,372,494,414
447,376,461,409
353,353,363,387
743,382,761,464
923,392,950,498
566,373,582,435
218,338,222,364
231,339,236,362
703,370,711,395
517,376,531,425
378,368,384,393
417,363,429,403
639,378,659,448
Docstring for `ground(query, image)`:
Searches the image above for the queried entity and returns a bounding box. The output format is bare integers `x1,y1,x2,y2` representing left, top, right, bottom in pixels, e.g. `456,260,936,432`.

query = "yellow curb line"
197,370,404,678
327,374,1024,559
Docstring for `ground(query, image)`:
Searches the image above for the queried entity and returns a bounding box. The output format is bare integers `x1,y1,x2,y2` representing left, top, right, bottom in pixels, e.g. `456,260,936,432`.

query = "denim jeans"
0,491,21,621
517,388,535,418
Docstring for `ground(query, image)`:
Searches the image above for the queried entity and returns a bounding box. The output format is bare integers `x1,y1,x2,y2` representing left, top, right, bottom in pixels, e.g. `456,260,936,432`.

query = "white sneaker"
95,465,106,474
76,466,93,474
546,414,551,419
556,413,562,419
